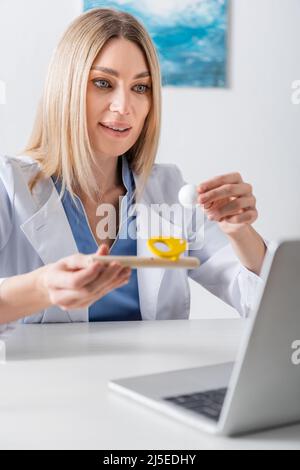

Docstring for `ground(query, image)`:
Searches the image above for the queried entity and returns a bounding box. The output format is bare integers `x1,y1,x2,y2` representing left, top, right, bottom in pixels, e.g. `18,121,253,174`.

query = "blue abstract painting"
83,0,228,88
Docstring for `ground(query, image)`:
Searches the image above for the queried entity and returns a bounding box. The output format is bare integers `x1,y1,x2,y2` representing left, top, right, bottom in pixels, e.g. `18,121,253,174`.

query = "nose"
109,86,130,115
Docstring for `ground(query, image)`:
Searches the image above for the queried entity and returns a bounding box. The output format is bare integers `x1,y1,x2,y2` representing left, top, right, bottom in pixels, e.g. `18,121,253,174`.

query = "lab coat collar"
132,169,184,320
20,182,86,322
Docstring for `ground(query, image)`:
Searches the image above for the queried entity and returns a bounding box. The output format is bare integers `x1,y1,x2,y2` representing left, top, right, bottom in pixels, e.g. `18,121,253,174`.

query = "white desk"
0,320,299,450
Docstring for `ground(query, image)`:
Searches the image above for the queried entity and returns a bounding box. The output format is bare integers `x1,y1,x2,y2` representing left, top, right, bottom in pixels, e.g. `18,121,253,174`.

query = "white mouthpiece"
178,184,199,208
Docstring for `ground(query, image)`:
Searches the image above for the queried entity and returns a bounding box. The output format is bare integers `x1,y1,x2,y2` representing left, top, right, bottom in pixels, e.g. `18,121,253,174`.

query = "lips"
100,122,132,131
98,123,132,138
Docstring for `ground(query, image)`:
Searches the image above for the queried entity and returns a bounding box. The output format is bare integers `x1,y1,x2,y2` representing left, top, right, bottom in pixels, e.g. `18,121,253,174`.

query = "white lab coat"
0,154,264,325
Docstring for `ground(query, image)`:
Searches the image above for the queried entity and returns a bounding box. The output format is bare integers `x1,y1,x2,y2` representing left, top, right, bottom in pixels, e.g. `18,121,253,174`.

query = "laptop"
109,240,300,437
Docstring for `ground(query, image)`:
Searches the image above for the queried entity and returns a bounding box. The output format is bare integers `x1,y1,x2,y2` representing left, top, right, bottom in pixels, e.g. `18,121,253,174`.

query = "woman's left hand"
197,172,258,236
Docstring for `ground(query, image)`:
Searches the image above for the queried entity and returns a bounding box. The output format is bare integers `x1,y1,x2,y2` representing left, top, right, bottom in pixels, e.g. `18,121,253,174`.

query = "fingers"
93,267,131,297
47,246,133,310
197,172,244,194
53,265,132,310
205,195,256,221
93,263,131,290
198,182,253,206
86,244,110,266
53,244,111,290
58,253,91,271
96,244,110,256
202,197,231,211
221,208,258,225
48,259,104,290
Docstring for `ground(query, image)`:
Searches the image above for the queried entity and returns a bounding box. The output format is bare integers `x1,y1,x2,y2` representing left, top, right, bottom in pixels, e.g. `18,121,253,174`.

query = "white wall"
0,0,299,319
157,0,300,318
0,0,82,154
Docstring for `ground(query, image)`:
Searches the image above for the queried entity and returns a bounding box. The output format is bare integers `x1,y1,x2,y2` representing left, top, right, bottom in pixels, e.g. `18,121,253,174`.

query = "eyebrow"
90,66,151,79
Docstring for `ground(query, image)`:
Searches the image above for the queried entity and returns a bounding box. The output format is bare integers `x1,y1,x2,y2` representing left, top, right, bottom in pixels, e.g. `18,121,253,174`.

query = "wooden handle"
90,255,200,269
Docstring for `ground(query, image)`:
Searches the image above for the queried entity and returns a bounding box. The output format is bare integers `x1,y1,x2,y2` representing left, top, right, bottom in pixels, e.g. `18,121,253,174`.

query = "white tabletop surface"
0,319,299,450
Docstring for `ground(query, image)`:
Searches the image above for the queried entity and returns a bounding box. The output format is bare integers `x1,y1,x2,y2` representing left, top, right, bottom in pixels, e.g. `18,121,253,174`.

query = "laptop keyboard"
164,388,228,422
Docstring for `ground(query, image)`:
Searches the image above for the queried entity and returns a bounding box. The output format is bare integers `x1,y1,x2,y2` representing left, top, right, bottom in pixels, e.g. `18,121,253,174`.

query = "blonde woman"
0,8,267,326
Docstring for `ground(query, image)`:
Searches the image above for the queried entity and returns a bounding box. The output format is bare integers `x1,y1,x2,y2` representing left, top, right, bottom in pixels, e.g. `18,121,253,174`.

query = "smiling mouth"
99,123,131,133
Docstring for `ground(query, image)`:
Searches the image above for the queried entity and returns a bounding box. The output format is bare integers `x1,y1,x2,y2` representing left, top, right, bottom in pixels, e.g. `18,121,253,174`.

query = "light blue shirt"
52,155,141,322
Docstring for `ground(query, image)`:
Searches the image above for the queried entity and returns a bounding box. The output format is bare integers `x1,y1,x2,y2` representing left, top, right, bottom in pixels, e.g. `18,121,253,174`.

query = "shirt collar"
121,154,135,196
52,155,134,198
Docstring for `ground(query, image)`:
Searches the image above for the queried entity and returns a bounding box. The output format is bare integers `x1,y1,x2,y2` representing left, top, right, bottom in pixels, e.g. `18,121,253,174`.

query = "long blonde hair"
23,8,162,204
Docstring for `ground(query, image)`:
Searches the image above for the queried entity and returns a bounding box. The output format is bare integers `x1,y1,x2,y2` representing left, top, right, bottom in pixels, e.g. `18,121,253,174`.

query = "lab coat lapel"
20,180,88,323
133,171,183,321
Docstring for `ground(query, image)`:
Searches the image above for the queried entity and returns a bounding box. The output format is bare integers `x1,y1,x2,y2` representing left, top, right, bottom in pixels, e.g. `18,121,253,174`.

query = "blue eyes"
92,79,151,94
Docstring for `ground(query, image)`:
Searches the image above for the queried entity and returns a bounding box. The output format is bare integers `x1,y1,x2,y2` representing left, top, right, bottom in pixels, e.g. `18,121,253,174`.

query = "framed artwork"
84,0,228,88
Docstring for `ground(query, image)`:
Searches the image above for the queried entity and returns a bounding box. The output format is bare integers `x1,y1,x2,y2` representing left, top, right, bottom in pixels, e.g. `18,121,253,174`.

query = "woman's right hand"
38,244,132,311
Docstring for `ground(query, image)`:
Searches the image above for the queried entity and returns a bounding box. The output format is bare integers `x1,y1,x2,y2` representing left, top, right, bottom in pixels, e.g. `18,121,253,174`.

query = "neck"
77,154,124,206
93,155,123,196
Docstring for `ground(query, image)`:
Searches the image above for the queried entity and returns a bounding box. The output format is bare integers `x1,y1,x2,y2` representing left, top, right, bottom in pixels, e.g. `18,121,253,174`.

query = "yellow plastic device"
147,237,187,262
